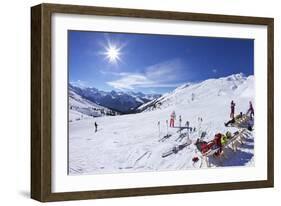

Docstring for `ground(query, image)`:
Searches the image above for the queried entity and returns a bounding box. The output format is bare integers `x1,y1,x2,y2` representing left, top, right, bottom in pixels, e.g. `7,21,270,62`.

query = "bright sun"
105,45,120,63
100,41,123,64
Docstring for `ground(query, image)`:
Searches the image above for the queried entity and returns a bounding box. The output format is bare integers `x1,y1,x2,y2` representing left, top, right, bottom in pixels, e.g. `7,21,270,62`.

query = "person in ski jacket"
224,118,235,127
179,115,182,127
195,138,216,154
230,100,236,119
213,133,223,156
195,139,211,154
94,122,98,132
195,133,225,155
221,132,230,145
247,101,254,119
214,133,222,147
185,121,190,128
225,112,243,127
226,131,232,138
170,111,176,127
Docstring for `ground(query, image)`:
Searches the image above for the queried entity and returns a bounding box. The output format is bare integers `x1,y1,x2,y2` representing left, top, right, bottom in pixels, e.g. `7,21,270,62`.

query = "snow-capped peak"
69,83,161,113
138,73,253,112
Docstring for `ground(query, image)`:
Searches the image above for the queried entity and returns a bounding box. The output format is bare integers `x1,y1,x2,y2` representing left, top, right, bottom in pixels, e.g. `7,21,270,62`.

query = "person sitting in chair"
224,112,243,127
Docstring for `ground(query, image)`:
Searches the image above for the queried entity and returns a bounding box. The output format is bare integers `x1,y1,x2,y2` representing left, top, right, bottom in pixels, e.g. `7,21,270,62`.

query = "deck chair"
198,129,247,167
224,129,247,151
231,115,251,128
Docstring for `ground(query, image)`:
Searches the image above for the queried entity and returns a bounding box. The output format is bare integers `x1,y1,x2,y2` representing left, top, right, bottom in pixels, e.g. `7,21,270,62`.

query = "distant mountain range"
69,84,161,114
69,73,252,117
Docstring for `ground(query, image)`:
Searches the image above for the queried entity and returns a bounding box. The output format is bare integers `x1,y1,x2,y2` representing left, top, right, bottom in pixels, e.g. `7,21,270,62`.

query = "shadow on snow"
207,134,254,167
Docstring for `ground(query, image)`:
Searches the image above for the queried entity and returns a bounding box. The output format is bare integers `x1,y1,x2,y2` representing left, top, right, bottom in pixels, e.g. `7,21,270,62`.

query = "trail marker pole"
198,117,203,138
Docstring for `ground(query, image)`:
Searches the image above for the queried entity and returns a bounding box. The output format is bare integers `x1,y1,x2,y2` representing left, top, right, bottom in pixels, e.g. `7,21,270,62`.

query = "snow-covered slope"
69,86,119,122
69,73,255,175
138,73,253,112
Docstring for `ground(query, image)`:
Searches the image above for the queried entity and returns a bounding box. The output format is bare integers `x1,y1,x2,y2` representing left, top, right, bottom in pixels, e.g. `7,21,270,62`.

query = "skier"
230,100,236,119
170,111,176,127
221,131,232,146
194,139,211,154
212,133,224,156
179,115,182,127
246,101,254,119
224,118,235,127
197,117,203,125
195,132,226,156
157,121,161,138
94,122,98,132
191,93,195,101
185,121,190,128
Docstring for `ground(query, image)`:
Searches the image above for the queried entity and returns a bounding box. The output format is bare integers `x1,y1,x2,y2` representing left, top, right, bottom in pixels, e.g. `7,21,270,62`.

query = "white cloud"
106,59,187,90
100,70,130,77
107,74,153,90
70,80,90,88
145,59,183,82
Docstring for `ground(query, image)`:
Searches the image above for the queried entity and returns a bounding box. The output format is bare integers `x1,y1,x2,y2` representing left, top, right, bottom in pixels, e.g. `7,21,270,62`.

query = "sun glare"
106,45,120,63
100,40,123,64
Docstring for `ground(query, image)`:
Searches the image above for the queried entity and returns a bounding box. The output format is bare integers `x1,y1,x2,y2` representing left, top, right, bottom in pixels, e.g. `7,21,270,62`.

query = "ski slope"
69,73,255,175
69,87,119,121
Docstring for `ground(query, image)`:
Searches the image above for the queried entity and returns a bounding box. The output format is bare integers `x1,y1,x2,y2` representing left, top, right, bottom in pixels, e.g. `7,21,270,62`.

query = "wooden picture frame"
31,3,274,202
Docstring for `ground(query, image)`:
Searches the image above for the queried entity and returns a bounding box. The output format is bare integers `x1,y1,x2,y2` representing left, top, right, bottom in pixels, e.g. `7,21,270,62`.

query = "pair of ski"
175,132,188,142
175,126,191,133
158,134,172,142
162,139,192,158
159,132,187,143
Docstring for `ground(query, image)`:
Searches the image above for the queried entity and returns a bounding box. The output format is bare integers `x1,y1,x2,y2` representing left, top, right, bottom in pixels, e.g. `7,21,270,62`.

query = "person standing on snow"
185,120,190,128
191,93,195,101
157,121,161,138
230,100,236,119
170,111,176,127
179,115,182,127
247,101,254,119
94,122,98,132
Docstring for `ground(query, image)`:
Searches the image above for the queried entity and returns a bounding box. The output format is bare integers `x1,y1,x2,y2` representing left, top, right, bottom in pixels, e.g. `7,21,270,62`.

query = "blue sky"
68,30,254,94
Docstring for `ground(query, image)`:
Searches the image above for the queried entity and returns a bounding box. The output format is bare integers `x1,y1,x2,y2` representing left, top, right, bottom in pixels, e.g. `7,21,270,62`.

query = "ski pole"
166,120,168,136
158,121,160,139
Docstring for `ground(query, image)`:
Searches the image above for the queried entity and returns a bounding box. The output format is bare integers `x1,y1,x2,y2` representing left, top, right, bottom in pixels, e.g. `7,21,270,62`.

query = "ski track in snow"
69,74,255,175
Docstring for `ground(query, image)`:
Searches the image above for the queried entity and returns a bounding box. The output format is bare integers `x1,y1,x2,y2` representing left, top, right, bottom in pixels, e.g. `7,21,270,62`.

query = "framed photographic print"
31,3,274,202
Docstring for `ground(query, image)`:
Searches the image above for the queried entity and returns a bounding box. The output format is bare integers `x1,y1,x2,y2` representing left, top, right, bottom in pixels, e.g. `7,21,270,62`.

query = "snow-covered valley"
68,74,255,175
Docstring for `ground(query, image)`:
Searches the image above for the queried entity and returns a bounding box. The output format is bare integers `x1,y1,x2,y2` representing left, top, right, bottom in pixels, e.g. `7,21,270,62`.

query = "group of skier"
230,100,254,120
225,100,254,126
195,131,232,157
